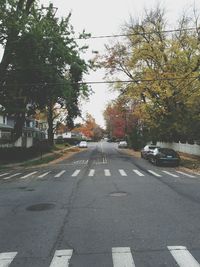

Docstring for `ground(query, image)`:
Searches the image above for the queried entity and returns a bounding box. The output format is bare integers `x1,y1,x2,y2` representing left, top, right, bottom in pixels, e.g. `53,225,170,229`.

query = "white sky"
1,0,200,127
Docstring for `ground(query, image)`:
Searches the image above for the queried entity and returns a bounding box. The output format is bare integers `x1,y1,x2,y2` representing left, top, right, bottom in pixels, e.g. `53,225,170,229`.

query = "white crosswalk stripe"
54,170,66,178
2,168,196,180
119,169,127,176
168,246,200,267
112,247,136,267
148,170,162,177
49,249,73,267
3,173,21,180
20,171,38,179
133,169,144,176
88,169,95,176
176,171,196,178
104,169,111,176
0,173,9,177
71,169,80,177
0,246,200,266
162,171,179,177
0,252,17,266
38,171,51,178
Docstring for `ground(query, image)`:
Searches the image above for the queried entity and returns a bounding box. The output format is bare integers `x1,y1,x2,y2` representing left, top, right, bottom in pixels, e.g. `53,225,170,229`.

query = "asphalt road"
0,141,200,267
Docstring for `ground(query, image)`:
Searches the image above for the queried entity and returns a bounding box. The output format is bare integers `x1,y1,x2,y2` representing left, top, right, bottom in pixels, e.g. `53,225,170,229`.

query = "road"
0,141,200,267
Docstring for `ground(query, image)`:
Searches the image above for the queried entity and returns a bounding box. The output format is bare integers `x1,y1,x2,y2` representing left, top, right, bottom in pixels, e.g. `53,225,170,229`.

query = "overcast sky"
2,0,200,127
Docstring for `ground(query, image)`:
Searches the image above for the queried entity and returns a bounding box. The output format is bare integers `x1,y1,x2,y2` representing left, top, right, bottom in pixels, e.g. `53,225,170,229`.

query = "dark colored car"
141,145,160,159
148,147,180,166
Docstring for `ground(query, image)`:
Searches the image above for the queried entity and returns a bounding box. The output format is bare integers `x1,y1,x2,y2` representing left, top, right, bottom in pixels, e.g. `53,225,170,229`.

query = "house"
0,114,46,148
0,115,13,144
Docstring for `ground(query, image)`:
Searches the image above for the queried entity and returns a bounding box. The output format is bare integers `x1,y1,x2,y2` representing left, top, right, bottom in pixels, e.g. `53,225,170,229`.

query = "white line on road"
112,247,136,267
0,173,9,177
3,173,21,180
38,171,51,178
88,169,95,177
104,169,111,176
49,249,73,267
162,171,179,177
119,169,127,176
148,170,162,177
54,170,66,178
168,246,200,267
133,170,144,176
176,171,196,178
20,171,38,179
0,252,17,267
71,169,80,177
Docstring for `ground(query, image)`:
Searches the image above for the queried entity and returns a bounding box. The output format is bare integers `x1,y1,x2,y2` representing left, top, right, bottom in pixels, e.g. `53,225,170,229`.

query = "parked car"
141,145,160,159
148,147,180,166
78,141,88,148
118,141,128,148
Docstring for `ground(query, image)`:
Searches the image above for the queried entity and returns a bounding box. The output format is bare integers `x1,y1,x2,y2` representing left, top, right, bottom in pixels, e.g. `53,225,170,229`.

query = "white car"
118,141,128,148
79,141,88,148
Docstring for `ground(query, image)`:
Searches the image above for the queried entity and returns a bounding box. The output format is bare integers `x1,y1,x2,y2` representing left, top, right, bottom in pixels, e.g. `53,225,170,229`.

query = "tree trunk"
47,104,54,147
12,113,26,142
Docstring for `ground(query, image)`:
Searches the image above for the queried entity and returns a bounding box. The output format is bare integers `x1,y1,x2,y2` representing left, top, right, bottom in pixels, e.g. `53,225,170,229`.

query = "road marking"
49,249,73,267
133,170,144,176
104,169,111,176
176,171,196,178
71,169,80,177
20,171,38,179
162,171,179,177
3,173,21,180
168,246,200,267
0,173,9,177
38,171,51,178
119,169,127,176
88,169,95,177
54,170,66,178
148,170,162,177
103,157,107,164
112,247,135,267
0,252,17,266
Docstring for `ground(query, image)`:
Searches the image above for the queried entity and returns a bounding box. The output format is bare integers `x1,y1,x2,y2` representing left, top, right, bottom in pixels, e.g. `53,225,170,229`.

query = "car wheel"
141,153,143,158
151,158,157,165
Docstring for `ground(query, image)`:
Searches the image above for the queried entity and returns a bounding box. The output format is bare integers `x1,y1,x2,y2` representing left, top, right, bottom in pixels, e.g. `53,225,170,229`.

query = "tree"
0,1,91,146
101,6,200,143
73,114,104,141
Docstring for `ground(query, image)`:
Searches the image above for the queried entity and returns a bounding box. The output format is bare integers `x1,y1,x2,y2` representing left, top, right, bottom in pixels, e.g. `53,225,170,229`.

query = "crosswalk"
0,169,197,181
0,246,199,266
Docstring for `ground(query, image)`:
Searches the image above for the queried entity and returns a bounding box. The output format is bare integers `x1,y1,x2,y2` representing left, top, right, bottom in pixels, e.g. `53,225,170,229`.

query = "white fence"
156,141,200,156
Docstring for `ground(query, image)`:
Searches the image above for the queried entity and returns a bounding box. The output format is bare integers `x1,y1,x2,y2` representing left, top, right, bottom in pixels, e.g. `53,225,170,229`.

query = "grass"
21,154,61,167
0,143,80,168
179,153,200,171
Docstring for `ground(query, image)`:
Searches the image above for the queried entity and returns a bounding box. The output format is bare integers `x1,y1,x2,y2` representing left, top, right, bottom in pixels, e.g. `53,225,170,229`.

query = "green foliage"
0,1,91,144
102,6,200,143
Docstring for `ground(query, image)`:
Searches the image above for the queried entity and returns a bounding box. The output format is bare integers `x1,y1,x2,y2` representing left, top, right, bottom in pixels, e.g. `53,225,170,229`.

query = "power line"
1,75,199,86
78,27,199,40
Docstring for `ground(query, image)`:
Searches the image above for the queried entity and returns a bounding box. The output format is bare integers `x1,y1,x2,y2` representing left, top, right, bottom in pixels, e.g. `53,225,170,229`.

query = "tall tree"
101,6,200,142
0,1,91,145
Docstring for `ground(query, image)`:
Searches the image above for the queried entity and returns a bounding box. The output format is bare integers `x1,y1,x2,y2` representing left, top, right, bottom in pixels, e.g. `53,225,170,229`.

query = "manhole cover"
109,192,128,197
26,203,55,211
26,189,35,192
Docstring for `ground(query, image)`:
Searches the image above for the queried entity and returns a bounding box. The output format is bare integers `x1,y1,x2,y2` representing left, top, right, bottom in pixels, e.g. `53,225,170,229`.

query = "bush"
0,140,51,163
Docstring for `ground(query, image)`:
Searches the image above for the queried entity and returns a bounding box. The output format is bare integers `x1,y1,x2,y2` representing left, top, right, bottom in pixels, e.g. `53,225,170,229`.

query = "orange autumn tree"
103,100,126,140
73,114,104,141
